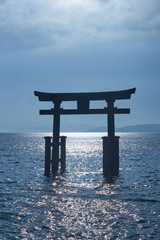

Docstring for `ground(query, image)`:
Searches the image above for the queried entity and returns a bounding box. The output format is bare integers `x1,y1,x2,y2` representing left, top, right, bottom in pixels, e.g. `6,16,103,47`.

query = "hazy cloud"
0,0,160,52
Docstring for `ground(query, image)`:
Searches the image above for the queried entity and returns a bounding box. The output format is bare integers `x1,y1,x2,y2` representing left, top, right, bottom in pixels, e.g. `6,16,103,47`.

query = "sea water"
0,132,160,239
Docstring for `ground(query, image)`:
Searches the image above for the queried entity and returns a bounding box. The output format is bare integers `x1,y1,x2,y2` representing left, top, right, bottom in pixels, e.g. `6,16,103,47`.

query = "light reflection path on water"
0,132,160,239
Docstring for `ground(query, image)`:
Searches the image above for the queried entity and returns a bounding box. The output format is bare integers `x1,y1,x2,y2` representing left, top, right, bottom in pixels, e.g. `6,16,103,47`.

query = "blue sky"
0,0,160,132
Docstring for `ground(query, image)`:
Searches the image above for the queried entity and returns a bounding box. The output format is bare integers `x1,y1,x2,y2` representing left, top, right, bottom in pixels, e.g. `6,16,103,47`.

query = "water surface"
0,132,160,239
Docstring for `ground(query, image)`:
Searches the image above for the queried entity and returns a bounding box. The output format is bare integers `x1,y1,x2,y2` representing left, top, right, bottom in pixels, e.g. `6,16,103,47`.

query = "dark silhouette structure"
34,88,136,177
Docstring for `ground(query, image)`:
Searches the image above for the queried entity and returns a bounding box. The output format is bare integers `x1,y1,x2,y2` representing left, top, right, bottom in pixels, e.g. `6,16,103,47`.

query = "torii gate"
34,88,136,177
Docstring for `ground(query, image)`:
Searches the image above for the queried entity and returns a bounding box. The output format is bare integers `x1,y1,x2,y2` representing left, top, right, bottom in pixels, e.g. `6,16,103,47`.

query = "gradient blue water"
0,132,160,239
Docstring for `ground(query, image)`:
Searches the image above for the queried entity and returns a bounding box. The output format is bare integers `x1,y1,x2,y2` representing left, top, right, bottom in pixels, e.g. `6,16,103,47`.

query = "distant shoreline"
0,124,160,134
87,124,160,133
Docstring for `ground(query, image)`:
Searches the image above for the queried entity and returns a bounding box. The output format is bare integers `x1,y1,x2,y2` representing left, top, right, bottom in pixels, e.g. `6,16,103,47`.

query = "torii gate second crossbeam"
34,88,136,177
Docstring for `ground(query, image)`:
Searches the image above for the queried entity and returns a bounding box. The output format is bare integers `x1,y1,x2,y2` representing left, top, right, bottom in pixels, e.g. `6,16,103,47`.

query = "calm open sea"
0,132,160,239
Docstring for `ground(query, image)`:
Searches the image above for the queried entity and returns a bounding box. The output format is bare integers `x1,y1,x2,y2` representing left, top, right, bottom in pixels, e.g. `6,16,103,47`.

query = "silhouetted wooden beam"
39,108,130,115
40,109,54,115
35,88,136,102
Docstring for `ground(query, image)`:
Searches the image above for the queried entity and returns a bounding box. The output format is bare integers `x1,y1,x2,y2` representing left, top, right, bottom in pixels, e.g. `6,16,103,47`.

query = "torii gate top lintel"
34,88,136,103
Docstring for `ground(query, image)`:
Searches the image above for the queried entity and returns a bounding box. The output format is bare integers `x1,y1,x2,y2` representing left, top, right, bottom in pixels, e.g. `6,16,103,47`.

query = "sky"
0,0,160,132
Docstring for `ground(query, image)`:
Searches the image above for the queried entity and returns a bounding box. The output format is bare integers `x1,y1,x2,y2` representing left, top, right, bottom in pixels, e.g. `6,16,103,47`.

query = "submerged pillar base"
44,136,52,177
44,136,67,177
102,136,120,176
60,136,67,171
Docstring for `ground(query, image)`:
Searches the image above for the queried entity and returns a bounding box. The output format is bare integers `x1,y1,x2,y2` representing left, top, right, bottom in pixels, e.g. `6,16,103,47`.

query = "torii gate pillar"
52,101,61,173
102,100,120,175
